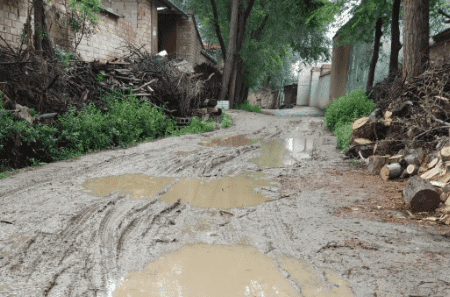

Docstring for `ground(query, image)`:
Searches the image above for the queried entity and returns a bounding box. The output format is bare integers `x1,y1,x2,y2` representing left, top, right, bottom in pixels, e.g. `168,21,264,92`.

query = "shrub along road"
1,109,450,296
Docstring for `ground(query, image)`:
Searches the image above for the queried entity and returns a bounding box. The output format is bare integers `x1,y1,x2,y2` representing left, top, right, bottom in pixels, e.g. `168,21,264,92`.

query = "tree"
333,0,449,90
31,0,103,58
218,0,241,107
171,0,344,109
402,0,430,81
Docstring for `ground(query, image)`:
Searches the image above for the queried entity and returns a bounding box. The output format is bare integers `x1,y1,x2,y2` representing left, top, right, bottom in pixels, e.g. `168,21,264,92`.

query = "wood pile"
0,40,224,169
345,61,450,217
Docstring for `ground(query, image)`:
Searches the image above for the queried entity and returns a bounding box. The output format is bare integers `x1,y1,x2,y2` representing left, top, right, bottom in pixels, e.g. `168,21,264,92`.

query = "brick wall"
0,0,155,62
0,0,31,50
176,11,215,67
430,40,450,67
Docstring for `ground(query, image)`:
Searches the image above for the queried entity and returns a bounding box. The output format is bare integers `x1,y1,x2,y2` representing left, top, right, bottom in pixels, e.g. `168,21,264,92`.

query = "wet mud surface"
1,109,450,296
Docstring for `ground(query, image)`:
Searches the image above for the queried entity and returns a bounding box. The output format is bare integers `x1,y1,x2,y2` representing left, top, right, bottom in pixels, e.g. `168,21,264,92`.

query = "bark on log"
402,176,441,213
400,168,410,179
406,164,419,175
380,163,403,181
367,155,388,175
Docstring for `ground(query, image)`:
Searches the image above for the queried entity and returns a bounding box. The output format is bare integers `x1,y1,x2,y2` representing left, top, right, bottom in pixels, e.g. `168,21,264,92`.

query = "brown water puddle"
81,174,176,200
82,171,277,210
198,133,315,168
110,243,354,297
160,171,277,210
199,133,260,147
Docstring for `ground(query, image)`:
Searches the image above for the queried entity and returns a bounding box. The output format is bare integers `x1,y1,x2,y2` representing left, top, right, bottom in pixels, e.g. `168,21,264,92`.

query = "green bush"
323,86,375,132
0,88,236,178
234,100,262,113
333,121,354,151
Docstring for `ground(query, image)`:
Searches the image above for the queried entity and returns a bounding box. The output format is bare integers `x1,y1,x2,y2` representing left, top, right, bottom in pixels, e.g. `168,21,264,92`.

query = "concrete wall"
328,34,352,105
0,0,156,62
296,64,331,108
313,72,331,109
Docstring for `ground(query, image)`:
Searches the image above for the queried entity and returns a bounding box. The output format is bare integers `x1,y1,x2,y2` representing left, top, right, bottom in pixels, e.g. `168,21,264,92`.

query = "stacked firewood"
344,61,450,215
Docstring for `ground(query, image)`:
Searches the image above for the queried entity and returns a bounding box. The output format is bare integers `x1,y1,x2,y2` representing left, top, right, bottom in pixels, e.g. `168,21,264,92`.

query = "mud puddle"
199,133,315,168
110,243,354,297
82,171,278,210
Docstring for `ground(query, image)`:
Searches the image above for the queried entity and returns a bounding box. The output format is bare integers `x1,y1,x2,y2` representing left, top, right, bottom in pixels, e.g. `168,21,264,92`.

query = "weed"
0,89,235,177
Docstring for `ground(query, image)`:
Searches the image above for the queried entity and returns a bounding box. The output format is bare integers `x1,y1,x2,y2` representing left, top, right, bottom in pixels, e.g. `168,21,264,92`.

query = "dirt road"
1,109,450,297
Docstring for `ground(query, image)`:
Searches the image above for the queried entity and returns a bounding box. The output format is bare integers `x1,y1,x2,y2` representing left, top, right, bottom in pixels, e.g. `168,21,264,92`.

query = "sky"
291,0,362,75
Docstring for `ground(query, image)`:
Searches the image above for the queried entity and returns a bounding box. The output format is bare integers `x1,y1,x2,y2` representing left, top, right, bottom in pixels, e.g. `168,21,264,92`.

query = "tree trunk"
228,56,239,109
402,0,430,81
33,0,55,59
218,0,240,106
388,0,402,77
209,0,227,61
34,0,44,55
366,17,383,91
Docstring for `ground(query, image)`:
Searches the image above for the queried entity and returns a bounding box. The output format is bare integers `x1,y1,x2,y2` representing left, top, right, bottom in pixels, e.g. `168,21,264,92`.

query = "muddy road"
1,109,450,297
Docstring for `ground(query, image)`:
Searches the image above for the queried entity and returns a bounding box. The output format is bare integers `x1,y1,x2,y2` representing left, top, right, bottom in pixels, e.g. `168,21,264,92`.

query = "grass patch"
0,89,234,179
234,100,262,113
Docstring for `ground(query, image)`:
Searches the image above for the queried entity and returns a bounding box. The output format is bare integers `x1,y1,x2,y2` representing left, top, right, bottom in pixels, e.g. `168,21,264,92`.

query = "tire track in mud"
156,145,261,176
1,182,186,297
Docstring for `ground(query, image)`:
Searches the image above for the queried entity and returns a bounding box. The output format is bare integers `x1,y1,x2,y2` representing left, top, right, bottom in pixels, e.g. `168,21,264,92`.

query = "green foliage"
0,88,235,177
67,0,103,26
55,48,77,68
96,73,105,82
221,112,232,128
234,100,262,113
333,121,354,151
323,86,375,132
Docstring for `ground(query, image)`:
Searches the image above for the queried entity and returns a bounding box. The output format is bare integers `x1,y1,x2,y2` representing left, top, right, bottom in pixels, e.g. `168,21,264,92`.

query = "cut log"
383,110,392,127
402,176,441,213
428,157,439,169
367,155,388,175
441,192,450,203
351,116,376,138
350,138,373,145
399,168,410,179
438,172,450,184
380,163,403,181
440,146,450,162
420,166,441,180
406,164,419,175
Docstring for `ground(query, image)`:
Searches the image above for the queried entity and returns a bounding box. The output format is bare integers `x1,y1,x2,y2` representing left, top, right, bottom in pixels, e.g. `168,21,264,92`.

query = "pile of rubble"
0,41,224,170
345,61,450,219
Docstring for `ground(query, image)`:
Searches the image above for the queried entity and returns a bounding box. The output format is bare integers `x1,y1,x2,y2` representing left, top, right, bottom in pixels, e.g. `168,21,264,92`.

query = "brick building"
0,0,217,67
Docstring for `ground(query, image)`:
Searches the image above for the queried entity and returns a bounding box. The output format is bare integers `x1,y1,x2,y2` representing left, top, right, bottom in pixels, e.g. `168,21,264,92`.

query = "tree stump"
380,163,402,181
402,176,441,213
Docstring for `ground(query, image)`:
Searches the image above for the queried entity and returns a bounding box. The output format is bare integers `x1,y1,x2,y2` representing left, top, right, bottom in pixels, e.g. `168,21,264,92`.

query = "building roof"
156,0,189,18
